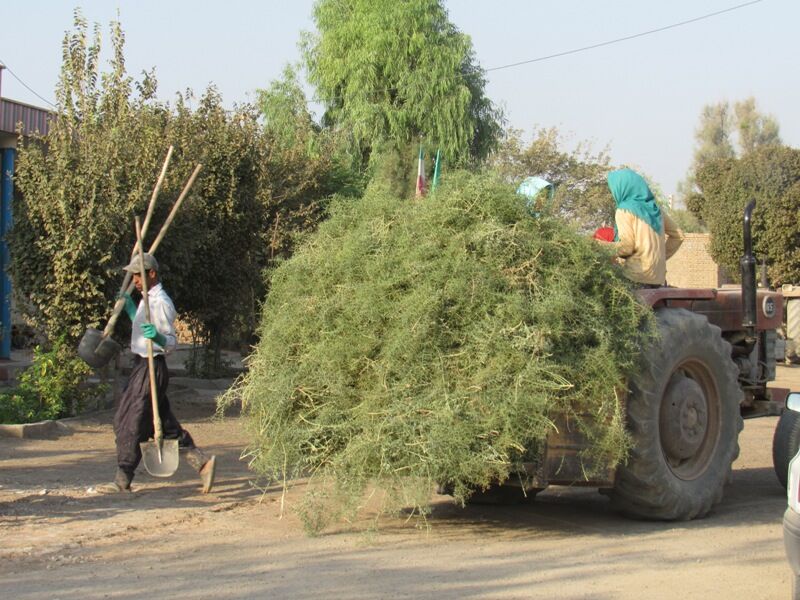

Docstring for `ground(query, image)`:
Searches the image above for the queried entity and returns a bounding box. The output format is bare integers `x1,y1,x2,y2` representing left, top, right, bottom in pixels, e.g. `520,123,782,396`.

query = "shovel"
134,216,179,477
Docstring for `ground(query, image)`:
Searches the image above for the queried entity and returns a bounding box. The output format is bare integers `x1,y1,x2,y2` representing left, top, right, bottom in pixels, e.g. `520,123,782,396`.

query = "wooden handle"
147,163,202,256
102,147,174,338
140,145,174,248
102,159,200,339
116,163,203,302
103,295,129,337
135,216,162,444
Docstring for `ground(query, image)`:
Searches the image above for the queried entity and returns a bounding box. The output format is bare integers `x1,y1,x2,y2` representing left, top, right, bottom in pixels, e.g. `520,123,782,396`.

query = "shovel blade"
140,438,180,477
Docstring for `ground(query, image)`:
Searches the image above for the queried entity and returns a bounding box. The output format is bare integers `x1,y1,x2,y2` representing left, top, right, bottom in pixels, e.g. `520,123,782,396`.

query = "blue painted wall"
1,148,15,359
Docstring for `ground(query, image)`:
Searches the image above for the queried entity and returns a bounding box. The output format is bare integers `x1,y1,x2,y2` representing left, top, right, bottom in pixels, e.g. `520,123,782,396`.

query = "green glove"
141,323,167,347
118,292,137,321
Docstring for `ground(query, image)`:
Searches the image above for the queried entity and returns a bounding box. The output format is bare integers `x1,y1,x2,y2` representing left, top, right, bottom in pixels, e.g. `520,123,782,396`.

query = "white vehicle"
782,392,800,599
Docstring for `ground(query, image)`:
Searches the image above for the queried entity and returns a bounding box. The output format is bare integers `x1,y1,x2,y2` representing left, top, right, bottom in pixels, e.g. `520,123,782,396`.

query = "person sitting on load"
600,168,684,288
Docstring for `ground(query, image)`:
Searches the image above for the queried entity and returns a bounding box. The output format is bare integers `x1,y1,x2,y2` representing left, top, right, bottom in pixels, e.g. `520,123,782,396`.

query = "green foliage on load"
231,171,651,533
695,145,800,285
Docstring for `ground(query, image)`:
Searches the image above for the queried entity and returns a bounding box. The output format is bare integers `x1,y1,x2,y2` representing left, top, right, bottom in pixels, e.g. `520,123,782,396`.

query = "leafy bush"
12,14,348,372
0,338,105,424
10,14,167,343
489,127,614,230
229,171,651,533
695,145,800,285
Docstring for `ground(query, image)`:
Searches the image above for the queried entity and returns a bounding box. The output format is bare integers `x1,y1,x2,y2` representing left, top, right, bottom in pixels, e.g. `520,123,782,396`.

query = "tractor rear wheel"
611,308,743,520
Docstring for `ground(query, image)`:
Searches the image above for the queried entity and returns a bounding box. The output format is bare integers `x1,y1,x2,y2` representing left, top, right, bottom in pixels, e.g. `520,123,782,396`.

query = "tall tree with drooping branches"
302,0,502,183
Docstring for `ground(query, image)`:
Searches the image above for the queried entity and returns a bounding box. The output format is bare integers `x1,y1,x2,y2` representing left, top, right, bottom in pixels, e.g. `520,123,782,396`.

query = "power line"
486,0,763,72
0,59,56,109
313,0,764,108
0,0,764,112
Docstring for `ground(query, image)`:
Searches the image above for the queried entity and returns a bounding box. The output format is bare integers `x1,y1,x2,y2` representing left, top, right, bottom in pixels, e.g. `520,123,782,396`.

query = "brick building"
666,233,730,288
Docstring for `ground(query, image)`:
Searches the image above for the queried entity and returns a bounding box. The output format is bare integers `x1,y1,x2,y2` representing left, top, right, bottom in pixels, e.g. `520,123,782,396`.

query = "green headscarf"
607,168,663,239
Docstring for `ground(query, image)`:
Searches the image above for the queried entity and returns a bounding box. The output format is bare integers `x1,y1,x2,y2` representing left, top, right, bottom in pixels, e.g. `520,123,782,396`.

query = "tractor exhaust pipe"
740,199,757,343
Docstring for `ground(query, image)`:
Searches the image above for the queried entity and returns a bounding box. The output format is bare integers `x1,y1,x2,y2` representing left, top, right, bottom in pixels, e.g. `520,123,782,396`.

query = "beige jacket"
612,210,684,285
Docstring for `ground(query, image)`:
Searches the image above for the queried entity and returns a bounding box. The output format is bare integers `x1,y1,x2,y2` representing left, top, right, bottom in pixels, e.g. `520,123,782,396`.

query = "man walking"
95,253,216,494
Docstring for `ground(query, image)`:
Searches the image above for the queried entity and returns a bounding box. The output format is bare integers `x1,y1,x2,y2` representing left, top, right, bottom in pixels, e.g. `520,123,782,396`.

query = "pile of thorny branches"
225,171,651,533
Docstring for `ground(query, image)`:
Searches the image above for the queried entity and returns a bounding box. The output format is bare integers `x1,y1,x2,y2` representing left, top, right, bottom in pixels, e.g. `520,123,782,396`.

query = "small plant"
0,337,106,424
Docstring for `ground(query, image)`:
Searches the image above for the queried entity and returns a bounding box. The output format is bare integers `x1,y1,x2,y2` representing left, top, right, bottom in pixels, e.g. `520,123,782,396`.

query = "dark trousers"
113,355,195,478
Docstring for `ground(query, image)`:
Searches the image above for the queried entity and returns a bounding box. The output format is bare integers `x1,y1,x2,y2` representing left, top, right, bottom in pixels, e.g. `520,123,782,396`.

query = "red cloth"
593,226,615,242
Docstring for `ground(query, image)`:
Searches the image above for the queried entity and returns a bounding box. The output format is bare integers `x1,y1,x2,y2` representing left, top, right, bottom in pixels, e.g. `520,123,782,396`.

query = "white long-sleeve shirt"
130,282,178,357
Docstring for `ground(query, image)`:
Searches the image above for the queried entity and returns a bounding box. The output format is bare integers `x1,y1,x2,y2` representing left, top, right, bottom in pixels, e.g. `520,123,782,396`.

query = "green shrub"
0,338,105,424
695,146,800,285
228,171,651,533
12,14,344,370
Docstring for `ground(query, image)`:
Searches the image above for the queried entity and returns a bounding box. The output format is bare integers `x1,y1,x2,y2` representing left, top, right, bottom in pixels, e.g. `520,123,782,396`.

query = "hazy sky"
1,0,797,198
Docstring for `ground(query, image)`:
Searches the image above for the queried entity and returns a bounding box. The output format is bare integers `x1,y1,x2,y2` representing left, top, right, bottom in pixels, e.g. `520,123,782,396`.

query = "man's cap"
123,252,159,273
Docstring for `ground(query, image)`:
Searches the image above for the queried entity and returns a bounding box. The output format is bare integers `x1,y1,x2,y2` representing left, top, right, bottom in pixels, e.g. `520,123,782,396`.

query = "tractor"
467,199,791,519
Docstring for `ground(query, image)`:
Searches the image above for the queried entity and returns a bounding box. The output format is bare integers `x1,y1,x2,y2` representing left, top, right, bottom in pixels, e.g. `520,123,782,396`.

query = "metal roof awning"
0,97,51,137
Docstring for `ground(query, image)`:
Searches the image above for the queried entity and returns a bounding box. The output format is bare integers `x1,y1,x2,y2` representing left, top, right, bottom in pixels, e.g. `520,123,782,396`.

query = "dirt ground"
2,366,800,600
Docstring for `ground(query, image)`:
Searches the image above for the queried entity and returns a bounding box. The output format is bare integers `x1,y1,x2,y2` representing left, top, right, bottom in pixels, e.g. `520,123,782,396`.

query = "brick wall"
666,233,730,289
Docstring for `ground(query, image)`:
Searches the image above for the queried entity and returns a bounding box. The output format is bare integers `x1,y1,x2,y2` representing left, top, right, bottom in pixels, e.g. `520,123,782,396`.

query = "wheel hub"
660,374,708,461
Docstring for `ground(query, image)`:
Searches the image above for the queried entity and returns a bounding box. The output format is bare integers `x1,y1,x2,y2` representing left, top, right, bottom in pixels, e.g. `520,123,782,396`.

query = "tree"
694,145,800,286
152,89,271,372
259,65,319,150
694,102,736,168
11,11,166,343
257,65,363,200
489,127,614,230
682,97,781,216
302,0,502,184
734,97,781,155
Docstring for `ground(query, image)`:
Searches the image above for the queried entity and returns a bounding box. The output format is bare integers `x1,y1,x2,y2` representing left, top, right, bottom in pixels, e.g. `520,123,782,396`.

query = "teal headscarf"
607,169,663,238
516,176,553,217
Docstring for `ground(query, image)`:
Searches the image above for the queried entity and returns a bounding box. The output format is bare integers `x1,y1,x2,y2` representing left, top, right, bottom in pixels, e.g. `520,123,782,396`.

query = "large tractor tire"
773,409,800,489
611,308,743,520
